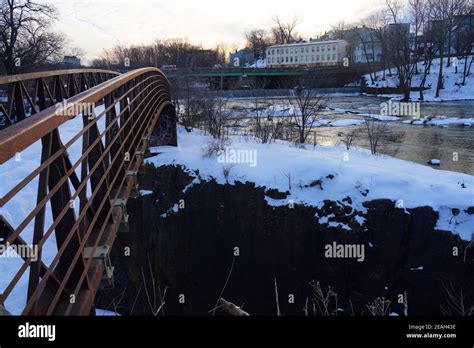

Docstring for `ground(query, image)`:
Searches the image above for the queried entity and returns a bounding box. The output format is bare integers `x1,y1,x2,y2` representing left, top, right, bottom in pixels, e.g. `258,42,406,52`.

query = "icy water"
319,96,474,175
231,96,474,175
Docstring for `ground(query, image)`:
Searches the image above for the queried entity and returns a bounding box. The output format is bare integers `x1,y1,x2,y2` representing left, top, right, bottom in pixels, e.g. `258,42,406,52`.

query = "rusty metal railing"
0,69,120,128
0,67,177,315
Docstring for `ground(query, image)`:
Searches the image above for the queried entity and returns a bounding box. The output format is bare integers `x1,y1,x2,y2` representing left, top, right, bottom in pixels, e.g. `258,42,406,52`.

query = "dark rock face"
97,165,472,316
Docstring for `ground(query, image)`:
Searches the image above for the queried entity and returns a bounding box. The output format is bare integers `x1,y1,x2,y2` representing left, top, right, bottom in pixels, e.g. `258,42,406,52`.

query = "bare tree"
246,78,284,143
200,92,232,140
287,82,326,144
174,77,207,132
141,254,167,316
0,0,65,74
384,0,419,101
452,6,473,85
366,297,392,316
340,129,358,150
364,9,393,79
364,117,390,155
309,280,339,316
416,0,440,100
245,29,272,59
331,20,348,40
271,15,302,44
440,283,474,316
428,0,470,97
353,25,381,83
92,39,225,70
67,47,85,59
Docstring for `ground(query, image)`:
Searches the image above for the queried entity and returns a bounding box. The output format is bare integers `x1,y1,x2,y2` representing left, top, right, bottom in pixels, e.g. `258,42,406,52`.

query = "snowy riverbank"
148,127,474,240
360,58,473,102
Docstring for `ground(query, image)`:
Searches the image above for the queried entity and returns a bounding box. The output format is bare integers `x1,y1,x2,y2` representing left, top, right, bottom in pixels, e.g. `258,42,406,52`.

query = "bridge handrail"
0,69,120,85
0,69,121,129
0,68,168,164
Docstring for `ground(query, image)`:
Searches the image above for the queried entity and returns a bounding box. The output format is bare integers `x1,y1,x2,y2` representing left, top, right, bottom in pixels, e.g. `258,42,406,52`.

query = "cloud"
49,0,381,61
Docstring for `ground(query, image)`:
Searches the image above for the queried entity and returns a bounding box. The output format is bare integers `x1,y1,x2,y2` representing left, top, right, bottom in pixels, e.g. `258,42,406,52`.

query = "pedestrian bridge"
0,68,177,315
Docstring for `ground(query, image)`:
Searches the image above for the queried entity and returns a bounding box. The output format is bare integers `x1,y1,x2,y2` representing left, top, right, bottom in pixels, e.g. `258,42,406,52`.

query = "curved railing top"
0,68,169,164
0,69,120,85
0,68,121,131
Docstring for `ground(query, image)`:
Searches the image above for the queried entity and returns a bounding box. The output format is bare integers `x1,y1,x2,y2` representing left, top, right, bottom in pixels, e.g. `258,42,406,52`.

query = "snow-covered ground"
362,58,474,102
95,308,121,316
148,127,474,241
246,59,267,68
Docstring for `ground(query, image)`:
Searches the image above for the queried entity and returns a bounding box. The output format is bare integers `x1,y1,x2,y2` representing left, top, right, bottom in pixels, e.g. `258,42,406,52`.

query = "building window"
286,57,289,63
295,56,298,62
321,55,325,61
317,55,320,61
332,54,336,60
321,46,325,52
332,45,336,51
290,57,293,63
286,49,289,54
327,54,331,60
317,46,320,52
312,47,315,52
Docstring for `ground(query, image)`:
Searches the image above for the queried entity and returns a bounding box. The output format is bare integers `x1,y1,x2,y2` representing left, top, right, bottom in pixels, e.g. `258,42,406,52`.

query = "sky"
49,0,384,62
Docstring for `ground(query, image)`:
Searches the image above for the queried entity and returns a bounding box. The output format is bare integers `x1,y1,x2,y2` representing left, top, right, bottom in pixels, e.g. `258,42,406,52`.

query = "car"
161,65,177,71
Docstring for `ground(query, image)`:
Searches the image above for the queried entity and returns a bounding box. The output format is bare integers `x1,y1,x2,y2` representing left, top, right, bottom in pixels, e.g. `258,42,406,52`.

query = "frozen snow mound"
147,127,474,240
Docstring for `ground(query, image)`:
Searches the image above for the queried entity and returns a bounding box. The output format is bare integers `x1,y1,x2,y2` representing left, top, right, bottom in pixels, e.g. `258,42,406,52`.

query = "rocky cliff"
96,164,474,316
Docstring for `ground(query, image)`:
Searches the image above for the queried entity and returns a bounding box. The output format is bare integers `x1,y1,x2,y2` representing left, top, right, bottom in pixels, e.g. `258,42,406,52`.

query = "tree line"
356,0,473,101
90,39,228,71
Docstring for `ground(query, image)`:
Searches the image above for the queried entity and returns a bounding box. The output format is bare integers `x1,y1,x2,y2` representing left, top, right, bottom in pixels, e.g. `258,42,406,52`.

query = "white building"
266,40,349,67
63,55,81,66
353,43,383,64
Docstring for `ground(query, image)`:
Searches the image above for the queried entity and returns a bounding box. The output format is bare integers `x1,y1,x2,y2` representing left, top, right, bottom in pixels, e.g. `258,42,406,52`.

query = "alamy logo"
18,323,56,342
325,242,365,262
0,242,38,262
217,148,257,168
54,100,95,117
380,100,420,118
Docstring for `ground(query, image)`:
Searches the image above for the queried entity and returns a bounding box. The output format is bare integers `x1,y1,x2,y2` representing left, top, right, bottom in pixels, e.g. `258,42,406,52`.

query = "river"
227,95,474,175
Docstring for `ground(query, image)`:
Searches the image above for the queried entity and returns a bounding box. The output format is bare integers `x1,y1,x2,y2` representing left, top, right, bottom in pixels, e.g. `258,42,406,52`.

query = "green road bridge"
163,64,381,88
